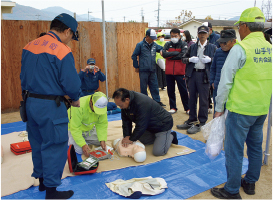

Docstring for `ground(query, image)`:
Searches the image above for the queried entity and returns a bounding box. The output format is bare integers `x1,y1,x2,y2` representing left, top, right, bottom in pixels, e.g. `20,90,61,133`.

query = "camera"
89,65,95,70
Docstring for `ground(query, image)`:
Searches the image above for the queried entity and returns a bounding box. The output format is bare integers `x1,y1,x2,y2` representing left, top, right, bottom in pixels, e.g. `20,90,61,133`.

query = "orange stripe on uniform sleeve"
23,35,72,60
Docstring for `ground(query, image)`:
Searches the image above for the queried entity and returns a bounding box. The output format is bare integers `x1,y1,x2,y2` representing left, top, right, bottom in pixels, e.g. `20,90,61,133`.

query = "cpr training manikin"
112,138,146,162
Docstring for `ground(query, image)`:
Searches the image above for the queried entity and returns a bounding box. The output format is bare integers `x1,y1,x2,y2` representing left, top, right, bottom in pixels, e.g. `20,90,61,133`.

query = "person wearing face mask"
155,32,167,91
131,29,166,107
162,28,190,115
210,30,237,114
178,25,217,134
182,30,195,48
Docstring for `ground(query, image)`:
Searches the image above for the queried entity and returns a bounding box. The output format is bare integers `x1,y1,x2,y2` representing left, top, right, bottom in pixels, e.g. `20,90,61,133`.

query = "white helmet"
133,151,146,163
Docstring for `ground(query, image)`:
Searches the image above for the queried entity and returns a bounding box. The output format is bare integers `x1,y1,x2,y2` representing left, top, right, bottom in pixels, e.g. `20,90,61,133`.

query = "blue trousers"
224,111,267,194
139,71,160,102
166,74,189,111
26,97,69,187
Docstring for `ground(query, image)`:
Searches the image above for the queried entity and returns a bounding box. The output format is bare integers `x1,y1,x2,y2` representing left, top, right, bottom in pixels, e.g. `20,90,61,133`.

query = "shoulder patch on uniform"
23,35,72,61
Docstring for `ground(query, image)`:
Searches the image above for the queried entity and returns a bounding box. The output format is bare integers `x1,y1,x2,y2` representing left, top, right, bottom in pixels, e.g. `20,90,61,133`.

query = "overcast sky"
13,0,267,26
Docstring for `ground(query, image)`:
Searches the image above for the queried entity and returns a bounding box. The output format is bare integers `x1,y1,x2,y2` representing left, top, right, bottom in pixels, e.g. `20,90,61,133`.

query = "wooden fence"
1,20,147,112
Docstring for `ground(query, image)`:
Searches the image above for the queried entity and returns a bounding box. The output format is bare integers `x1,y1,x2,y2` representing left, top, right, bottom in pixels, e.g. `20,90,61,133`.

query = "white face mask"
182,36,186,41
160,38,164,42
171,38,179,44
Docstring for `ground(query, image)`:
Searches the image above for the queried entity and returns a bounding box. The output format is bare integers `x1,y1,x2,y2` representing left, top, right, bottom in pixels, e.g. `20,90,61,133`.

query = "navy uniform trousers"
187,71,210,124
139,71,160,103
26,97,69,187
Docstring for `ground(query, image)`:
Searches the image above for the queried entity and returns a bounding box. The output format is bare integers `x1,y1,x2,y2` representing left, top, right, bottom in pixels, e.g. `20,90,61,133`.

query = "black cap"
198,25,209,33
217,29,236,43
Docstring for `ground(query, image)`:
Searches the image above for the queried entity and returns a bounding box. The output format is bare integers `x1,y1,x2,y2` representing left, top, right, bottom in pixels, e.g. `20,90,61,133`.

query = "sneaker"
169,109,177,114
158,102,166,107
241,178,255,195
176,120,194,130
186,110,190,115
211,187,241,199
208,108,213,114
187,124,202,134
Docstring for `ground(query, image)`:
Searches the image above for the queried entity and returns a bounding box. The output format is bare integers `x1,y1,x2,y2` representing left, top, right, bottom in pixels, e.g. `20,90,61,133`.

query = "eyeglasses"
237,23,246,30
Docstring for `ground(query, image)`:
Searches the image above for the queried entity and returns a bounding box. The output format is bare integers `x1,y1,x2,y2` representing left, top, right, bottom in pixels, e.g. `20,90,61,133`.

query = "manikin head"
112,138,146,163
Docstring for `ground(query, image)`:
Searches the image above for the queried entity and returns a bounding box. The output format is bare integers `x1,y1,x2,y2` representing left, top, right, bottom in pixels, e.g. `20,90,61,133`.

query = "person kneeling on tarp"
113,88,178,157
113,138,146,162
68,92,108,157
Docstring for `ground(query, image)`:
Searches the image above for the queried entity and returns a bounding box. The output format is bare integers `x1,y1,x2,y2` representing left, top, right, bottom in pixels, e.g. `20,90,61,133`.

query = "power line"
160,1,240,12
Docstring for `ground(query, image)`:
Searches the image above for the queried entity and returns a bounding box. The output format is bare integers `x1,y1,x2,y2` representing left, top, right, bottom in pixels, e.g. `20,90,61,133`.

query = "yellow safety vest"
226,32,272,116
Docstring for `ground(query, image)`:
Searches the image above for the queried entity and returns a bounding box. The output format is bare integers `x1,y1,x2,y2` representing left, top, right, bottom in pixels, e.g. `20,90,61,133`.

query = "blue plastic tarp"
1,113,248,199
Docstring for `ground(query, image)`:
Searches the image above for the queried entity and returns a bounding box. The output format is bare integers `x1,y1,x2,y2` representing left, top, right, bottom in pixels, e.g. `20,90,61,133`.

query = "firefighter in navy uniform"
20,13,81,199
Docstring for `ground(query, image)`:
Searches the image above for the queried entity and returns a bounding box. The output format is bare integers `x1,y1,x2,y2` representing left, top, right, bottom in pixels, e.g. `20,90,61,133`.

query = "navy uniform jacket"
79,70,106,91
131,37,163,72
20,31,81,100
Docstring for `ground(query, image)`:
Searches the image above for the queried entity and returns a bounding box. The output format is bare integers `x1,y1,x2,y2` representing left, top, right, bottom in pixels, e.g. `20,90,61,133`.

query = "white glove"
189,56,199,63
201,55,212,64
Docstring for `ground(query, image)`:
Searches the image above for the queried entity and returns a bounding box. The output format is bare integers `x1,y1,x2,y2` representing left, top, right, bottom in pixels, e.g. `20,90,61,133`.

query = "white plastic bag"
201,110,228,159
157,59,165,71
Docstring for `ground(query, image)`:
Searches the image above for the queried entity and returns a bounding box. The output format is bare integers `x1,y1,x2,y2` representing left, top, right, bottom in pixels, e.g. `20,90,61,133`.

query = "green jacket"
155,40,166,63
68,95,108,147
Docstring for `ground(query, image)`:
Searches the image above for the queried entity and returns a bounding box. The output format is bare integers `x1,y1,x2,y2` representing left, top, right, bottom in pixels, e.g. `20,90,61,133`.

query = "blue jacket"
182,42,217,83
210,48,230,89
208,31,220,48
131,37,163,72
79,70,106,91
21,31,81,101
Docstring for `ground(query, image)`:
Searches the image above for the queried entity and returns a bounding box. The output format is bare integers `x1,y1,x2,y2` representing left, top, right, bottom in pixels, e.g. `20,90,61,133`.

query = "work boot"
241,178,255,195
187,123,204,134
176,120,196,130
211,187,241,199
39,177,46,191
45,187,74,199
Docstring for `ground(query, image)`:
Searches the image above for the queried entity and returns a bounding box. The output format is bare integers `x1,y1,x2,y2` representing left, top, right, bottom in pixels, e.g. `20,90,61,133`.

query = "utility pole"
88,9,92,21
124,16,125,22
261,0,272,20
141,7,144,22
155,0,160,27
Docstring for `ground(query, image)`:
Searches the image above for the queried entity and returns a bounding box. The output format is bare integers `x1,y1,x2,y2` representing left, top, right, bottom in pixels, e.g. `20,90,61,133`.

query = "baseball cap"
217,29,236,43
234,7,265,25
146,29,157,40
202,22,212,28
157,32,165,37
198,25,209,33
54,13,79,41
92,92,108,115
87,58,96,65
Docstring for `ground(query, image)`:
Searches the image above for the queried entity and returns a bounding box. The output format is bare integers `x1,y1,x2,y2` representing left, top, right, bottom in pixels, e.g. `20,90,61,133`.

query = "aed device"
67,145,99,175
89,149,112,160
10,141,32,155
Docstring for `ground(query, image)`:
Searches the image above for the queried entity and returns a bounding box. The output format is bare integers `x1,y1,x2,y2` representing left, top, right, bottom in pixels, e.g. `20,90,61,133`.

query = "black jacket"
122,91,173,141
